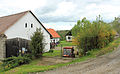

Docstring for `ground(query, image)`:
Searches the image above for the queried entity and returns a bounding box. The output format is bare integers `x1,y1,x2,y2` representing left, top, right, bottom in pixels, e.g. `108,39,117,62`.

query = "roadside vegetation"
72,15,116,56
0,62,2,71
96,38,120,56
112,17,120,35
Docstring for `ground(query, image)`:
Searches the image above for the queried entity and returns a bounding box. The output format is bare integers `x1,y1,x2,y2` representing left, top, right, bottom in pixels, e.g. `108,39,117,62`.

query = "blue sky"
0,0,120,30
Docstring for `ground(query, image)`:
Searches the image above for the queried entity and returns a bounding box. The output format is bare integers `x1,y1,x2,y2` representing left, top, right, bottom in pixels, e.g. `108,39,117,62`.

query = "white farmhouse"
0,10,51,52
66,30,73,42
47,28,60,43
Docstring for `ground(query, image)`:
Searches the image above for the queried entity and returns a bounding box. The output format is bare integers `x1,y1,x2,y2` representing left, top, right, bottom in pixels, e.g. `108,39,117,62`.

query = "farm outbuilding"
0,10,52,59
65,30,73,42
47,28,61,48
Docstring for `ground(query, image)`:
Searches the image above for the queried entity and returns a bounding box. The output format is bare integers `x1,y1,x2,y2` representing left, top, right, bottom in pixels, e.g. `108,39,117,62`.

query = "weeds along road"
37,46,120,74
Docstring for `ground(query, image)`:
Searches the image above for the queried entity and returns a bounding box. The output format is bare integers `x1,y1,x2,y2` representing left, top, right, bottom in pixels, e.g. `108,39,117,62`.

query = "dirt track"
38,46,120,74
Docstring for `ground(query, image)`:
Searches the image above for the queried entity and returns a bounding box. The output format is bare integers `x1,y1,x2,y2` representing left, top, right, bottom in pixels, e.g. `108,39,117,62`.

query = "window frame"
31,23,33,28
25,23,27,28
68,36,71,40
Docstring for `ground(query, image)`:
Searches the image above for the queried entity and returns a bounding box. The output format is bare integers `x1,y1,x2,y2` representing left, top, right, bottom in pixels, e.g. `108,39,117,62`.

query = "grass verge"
57,40,75,47
43,50,61,57
0,38,120,74
96,38,120,56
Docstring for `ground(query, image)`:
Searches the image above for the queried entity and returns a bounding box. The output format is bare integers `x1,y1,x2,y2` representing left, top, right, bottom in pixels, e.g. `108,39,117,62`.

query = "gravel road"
37,46,120,74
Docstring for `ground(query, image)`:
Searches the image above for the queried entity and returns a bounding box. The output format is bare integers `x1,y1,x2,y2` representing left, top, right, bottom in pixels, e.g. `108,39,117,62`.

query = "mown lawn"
43,50,61,57
57,40,75,47
0,38,120,74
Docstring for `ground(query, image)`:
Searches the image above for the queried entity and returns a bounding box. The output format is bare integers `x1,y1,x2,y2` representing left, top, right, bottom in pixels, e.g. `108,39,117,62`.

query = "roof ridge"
0,10,31,34
0,10,30,18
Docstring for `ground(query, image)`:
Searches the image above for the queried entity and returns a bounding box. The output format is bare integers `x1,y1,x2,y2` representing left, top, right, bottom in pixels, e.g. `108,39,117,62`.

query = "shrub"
23,53,34,60
30,28,45,58
72,16,116,56
49,49,54,53
2,55,31,71
112,17,120,35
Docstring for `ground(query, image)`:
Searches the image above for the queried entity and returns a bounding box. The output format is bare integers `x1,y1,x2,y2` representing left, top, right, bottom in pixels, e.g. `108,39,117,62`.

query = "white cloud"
51,1,77,16
1,0,46,10
0,0,46,16
82,3,120,21
0,0,120,30
43,22,76,30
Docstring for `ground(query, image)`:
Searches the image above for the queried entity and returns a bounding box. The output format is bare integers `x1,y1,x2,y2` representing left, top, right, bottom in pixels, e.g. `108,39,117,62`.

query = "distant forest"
56,30,70,41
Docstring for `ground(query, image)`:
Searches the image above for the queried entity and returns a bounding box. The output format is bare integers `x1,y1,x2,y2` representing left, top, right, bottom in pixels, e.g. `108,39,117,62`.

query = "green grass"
96,38,120,56
1,38,120,74
57,40,75,47
0,55,95,74
0,62,2,65
43,50,61,57
0,62,3,73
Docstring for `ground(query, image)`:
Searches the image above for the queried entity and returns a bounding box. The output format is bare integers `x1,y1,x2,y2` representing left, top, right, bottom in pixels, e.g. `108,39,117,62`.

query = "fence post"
18,38,22,56
61,44,62,57
0,34,7,60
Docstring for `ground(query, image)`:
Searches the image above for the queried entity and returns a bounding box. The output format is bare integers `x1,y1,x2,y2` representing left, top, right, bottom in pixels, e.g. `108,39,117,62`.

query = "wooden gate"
6,38,30,58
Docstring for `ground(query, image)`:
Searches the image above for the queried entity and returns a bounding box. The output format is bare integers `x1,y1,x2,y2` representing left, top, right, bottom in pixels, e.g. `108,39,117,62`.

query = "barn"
65,30,73,42
0,10,51,59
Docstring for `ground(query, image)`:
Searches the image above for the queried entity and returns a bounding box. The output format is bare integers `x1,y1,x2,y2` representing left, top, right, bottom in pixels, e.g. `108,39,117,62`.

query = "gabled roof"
0,11,28,34
0,10,52,37
47,29,60,38
65,30,72,36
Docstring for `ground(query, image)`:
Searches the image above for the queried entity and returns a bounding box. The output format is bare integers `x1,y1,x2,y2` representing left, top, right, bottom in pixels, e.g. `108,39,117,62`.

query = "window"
31,24,33,28
68,37,71,40
25,23,27,28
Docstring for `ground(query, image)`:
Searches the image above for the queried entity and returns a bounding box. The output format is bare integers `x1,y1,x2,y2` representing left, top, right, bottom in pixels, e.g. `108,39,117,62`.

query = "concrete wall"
4,12,50,52
0,34,7,60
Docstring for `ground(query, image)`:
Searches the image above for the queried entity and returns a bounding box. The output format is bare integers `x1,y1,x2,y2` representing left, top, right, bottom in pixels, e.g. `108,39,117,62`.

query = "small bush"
49,50,54,53
23,53,34,60
2,55,31,71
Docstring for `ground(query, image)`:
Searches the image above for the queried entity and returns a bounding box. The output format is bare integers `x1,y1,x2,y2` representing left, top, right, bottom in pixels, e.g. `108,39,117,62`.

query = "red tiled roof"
0,10,29,34
47,29,60,38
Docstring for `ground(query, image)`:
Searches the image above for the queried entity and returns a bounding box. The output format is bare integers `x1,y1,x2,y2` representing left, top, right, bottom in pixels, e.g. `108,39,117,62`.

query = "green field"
43,50,61,57
57,40,75,47
1,38,120,74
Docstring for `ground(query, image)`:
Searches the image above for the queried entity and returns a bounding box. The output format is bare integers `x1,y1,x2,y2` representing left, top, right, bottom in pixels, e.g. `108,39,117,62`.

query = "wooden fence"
6,38,30,58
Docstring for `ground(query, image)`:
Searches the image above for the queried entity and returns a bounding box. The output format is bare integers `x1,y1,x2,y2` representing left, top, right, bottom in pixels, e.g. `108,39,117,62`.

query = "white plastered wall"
5,12,50,52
